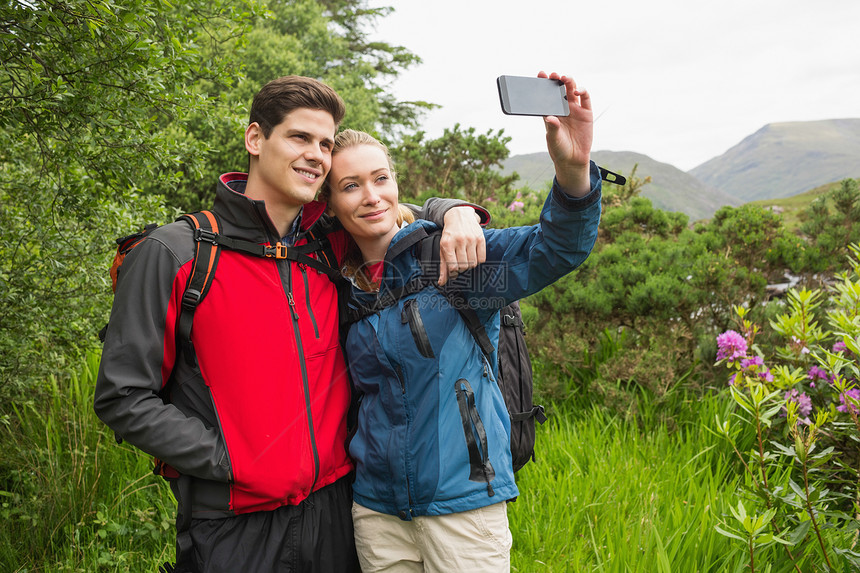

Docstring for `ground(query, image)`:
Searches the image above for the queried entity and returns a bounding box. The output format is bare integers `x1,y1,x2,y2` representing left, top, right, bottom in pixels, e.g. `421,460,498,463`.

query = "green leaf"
715,524,747,542
770,441,796,457
786,520,812,545
730,500,748,523
788,479,807,501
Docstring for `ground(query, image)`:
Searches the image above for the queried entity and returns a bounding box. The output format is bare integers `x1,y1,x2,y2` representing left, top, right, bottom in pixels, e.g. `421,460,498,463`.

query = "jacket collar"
214,172,328,244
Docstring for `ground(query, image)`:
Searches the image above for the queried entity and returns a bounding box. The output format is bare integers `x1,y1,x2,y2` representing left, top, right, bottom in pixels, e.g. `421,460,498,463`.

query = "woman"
323,73,602,572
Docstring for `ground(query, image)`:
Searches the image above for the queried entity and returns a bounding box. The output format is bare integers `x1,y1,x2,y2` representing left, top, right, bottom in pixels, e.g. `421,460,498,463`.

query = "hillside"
500,150,742,221
746,180,842,232
689,119,860,202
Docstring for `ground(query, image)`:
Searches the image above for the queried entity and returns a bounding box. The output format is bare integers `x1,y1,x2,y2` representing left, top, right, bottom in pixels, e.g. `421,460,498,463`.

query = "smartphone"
497,75,569,117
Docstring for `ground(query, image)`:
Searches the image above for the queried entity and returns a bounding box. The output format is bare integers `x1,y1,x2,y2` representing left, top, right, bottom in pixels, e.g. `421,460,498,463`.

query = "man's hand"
438,207,486,286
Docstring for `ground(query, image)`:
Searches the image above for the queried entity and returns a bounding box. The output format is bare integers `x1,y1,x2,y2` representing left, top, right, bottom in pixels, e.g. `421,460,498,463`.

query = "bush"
710,244,860,570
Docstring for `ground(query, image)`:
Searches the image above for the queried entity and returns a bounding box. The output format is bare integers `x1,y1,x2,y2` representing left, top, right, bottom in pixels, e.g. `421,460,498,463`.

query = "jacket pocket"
454,378,496,497
401,299,435,359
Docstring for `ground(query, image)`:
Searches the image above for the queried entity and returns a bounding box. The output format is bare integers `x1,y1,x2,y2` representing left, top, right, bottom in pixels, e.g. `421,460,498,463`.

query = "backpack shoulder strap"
343,228,496,358
176,210,222,366
446,299,496,358
198,222,342,280
303,214,343,280
418,231,497,357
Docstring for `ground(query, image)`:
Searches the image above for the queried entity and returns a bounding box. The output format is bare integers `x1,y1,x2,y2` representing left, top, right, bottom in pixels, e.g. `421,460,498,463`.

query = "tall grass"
509,392,745,572
0,352,174,572
3,352,817,571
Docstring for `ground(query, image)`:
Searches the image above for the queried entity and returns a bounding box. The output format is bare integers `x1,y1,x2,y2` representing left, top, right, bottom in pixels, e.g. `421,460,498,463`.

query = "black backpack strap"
304,216,342,278
501,309,524,328
156,471,196,573
203,233,342,279
441,293,496,358
510,404,547,424
598,166,626,185
385,226,429,263
344,276,434,324
177,211,223,367
340,227,496,361
420,229,497,357
173,473,196,572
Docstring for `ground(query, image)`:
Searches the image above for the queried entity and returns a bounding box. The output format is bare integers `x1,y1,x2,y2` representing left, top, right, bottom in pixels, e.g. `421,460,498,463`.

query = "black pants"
188,476,360,573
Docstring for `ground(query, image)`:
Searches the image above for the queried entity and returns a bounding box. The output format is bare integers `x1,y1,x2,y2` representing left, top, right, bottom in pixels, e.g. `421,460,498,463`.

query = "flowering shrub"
717,330,748,361
712,244,860,571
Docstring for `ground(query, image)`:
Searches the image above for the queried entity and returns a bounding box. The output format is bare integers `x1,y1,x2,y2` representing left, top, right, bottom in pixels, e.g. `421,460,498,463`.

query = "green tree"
0,0,258,396
163,0,432,211
523,199,811,410
799,178,860,270
393,124,519,207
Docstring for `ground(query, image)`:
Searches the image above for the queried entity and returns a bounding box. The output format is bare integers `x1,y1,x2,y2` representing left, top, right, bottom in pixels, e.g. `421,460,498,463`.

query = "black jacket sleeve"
94,224,232,482
403,198,491,226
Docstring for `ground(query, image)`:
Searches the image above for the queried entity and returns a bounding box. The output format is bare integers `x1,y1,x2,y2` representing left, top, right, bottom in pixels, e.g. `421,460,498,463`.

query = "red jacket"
96,173,354,517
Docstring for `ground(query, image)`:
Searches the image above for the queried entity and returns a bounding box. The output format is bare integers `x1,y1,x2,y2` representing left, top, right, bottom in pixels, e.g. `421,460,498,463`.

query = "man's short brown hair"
249,76,346,138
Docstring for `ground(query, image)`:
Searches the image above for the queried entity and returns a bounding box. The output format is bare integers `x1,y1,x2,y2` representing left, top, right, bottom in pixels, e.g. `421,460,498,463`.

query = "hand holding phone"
497,75,570,117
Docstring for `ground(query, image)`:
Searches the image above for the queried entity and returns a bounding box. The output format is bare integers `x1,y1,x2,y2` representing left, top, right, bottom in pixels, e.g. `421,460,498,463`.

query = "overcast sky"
367,0,860,171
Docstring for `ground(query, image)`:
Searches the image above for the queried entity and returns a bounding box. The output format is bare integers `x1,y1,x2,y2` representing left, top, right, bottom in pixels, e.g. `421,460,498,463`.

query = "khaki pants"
352,501,512,572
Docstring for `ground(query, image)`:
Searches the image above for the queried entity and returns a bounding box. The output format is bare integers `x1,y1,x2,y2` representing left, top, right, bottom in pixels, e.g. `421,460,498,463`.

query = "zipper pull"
287,292,299,320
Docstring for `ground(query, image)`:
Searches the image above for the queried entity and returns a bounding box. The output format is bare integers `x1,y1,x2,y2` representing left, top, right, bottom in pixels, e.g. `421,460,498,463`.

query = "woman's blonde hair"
321,129,414,291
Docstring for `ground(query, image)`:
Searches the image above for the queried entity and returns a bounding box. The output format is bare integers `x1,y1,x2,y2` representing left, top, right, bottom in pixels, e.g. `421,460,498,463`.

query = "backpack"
497,301,547,472
101,210,341,573
342,228,546,474
102,210,341,341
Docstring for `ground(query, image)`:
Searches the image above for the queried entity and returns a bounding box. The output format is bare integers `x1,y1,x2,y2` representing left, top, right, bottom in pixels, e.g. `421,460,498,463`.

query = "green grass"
4,353,846,571
0,352,174,572
509,395,741,572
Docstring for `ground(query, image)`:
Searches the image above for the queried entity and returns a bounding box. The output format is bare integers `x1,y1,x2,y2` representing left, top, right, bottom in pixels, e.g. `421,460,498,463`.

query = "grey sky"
369,0,860,171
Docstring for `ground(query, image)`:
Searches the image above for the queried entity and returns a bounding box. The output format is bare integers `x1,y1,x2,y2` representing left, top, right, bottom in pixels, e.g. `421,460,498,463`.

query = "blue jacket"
343,163,602,520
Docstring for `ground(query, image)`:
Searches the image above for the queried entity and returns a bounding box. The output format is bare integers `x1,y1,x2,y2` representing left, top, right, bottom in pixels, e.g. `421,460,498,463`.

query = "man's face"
245,108,336,210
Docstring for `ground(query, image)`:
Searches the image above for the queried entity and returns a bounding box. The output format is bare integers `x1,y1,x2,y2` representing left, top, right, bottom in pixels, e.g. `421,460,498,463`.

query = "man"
94,75,487,572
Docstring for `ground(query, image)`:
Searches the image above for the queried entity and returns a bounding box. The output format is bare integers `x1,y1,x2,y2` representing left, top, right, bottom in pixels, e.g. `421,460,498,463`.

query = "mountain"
500,118,860,219
500,151,742,221
688,119,860,202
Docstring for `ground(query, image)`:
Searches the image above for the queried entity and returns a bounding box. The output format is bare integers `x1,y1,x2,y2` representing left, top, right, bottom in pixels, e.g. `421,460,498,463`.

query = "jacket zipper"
299,265,320,339
395,364,414,517
282,259,321,491
401,299,434,358
255,201,323,493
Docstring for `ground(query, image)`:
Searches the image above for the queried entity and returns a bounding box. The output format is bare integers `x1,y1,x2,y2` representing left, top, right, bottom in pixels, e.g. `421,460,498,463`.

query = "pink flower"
716,330,748,362
785,389,813,418
807,366,833,385
838,388,860,414
508,200,525,213
833,341,847,354
740,356,773,383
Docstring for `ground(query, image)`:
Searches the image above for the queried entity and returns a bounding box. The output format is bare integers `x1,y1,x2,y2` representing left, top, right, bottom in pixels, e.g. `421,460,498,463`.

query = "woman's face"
327,144,400,246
